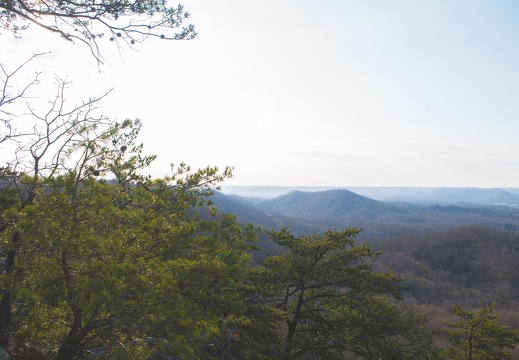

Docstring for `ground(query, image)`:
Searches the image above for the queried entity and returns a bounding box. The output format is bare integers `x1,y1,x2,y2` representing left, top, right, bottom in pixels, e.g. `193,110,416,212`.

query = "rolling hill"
210,188,519,239
255,189,403,219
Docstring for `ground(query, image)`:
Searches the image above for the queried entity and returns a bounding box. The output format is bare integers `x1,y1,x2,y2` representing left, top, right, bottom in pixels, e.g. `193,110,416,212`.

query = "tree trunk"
0,292,11,348
0,233,20,348
56,335,82,360
56,311,83,360
284,281,305,358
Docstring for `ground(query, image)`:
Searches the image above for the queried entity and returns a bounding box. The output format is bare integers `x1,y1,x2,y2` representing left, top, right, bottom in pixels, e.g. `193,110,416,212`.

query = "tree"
0,114,282,358
0,67,284,357
0,11,283,356
254,228,431,360
0,0,196,63
435,303,519,360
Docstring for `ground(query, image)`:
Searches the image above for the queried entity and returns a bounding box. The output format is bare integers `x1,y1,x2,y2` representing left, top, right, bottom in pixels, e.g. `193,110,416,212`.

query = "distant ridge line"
220,186,519,205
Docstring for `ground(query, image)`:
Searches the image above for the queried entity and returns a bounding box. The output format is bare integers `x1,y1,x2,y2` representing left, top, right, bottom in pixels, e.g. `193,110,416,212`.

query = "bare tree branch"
1,0,197,64
6,77,114,180
0,52,46,143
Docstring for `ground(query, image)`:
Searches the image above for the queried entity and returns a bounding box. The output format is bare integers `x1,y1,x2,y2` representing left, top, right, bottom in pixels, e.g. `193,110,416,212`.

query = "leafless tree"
9,77,112,179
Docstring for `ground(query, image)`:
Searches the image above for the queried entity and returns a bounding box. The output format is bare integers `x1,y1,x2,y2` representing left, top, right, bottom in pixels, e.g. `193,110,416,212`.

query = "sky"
1,0,519,187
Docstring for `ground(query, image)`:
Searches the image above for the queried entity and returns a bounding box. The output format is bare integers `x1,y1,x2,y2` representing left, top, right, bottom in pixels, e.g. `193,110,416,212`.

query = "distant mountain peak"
257,188,389,219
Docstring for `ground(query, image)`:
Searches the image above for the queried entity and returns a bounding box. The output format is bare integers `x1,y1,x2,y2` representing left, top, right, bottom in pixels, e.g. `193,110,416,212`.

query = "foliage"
0,115,285,359
254,228,431,359
434,303,519,360
0,24,284,357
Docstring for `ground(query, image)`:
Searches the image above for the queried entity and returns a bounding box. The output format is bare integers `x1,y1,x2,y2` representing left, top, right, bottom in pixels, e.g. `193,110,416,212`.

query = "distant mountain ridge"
221,186,519,206
210,188,519,239
351,187,519,206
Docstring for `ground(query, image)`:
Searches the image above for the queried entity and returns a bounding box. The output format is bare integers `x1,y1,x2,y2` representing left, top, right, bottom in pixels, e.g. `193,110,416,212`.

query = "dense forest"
369,226,519,337
371,226,519,308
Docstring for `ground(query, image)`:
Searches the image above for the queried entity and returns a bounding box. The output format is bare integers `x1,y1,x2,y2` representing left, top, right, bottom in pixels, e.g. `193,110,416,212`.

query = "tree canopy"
253,228,431,359
434,303,519,360
0,116,280,359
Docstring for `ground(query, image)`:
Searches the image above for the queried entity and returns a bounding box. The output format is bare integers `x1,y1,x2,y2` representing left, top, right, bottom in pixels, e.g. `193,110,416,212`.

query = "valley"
212,186,519,356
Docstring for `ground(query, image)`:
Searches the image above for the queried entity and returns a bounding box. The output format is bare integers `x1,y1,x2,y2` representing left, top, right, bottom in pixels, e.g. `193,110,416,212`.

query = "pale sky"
2,1,519,187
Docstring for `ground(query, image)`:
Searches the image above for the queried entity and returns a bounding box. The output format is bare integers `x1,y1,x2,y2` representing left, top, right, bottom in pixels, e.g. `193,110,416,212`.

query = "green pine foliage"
0,120,277,359
434,303,519,360
253,228,431,359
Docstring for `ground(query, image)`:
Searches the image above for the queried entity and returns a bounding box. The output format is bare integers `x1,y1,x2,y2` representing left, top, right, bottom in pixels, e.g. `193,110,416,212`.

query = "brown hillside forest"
1,1,519,359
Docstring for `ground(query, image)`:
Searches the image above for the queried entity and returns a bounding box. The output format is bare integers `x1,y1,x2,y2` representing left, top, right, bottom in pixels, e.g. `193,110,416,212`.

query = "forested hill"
255,189,401,219
368,225,519,330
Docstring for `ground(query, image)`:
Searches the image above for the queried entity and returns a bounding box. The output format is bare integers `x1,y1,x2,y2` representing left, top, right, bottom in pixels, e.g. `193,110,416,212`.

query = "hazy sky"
2,1,519,187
